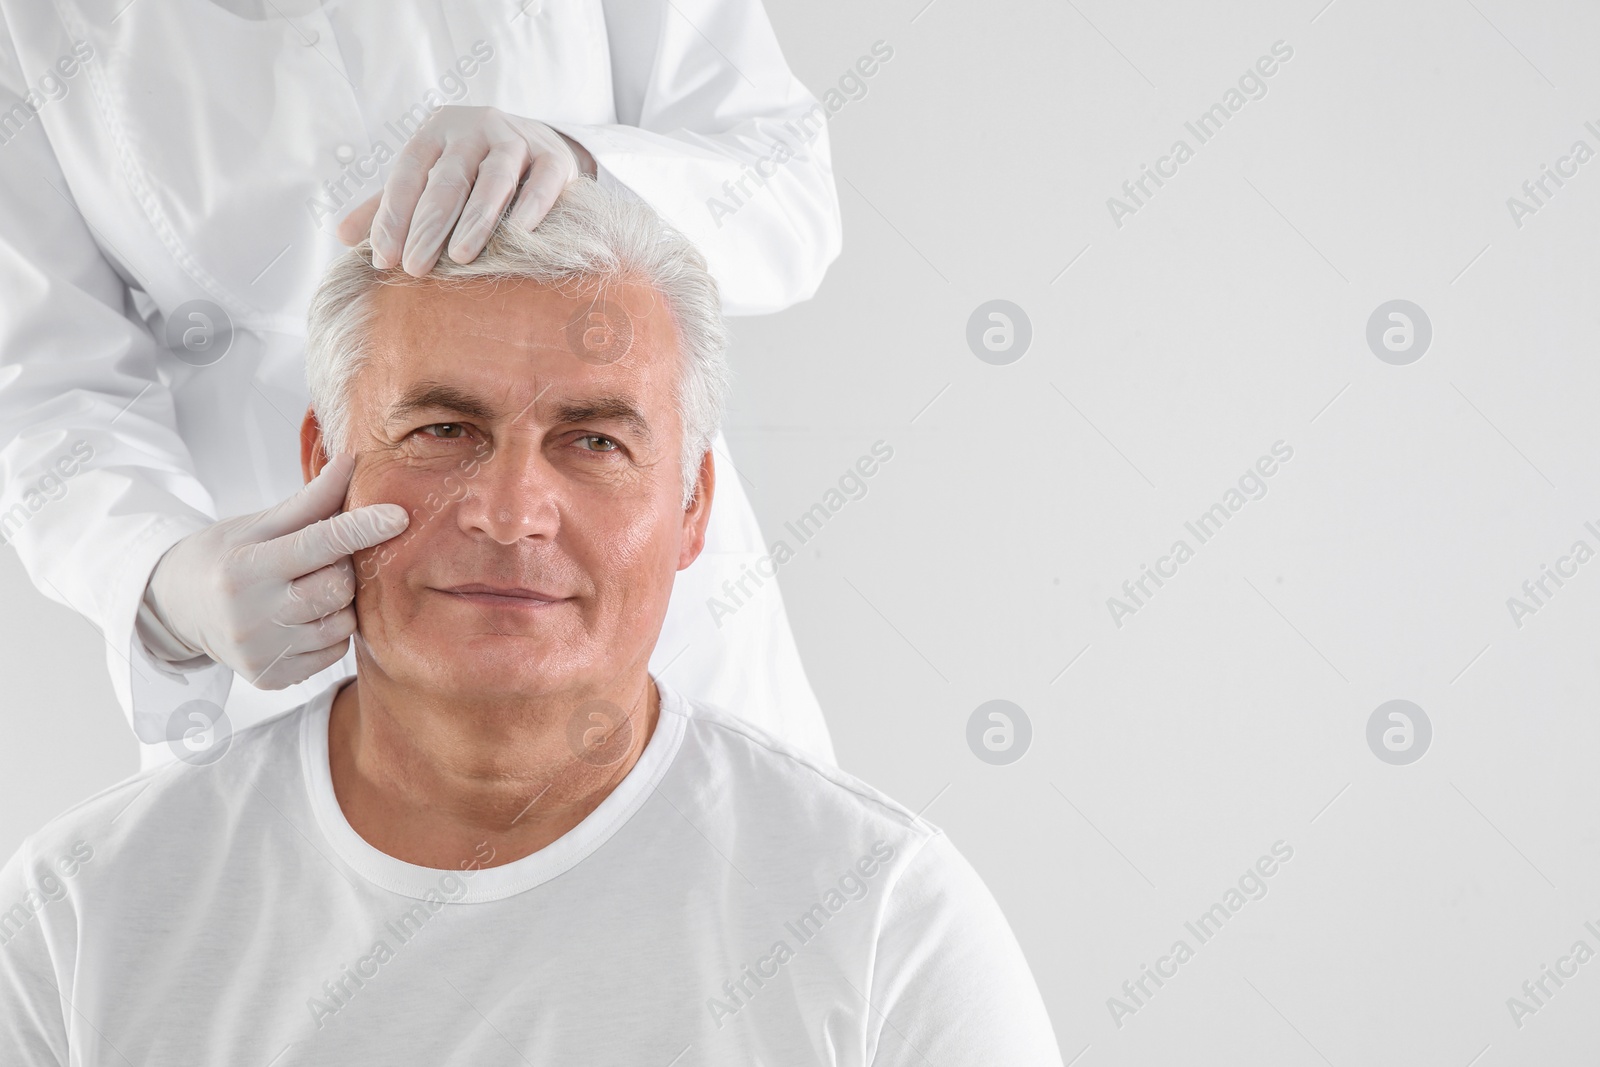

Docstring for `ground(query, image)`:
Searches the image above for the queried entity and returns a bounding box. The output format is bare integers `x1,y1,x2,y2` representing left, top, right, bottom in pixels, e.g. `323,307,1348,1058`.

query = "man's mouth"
434,583,572,609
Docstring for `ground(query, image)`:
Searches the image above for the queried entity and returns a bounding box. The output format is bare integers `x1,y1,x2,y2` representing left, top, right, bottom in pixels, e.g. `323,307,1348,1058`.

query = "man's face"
301,276,713,704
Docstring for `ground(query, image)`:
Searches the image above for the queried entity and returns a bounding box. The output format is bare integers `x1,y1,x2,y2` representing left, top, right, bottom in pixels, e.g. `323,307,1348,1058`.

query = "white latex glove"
140,453,409,690
335,105,598,277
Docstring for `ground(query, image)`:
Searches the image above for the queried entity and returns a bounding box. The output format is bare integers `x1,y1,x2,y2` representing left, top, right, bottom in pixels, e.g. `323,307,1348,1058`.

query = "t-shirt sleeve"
866,831,1065,1066
0,839,70,1065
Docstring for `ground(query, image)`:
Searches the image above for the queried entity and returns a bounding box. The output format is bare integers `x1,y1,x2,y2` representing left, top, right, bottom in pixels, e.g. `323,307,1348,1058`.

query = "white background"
5,0,1600,1062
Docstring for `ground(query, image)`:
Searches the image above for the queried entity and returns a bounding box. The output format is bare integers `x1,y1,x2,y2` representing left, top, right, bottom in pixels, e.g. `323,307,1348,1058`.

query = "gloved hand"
139,453,409,690
335,105,598,277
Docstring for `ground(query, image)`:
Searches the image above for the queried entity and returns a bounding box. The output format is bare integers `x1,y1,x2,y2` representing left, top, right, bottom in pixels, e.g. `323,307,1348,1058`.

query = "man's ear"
301,407,330,485
678,448,716,571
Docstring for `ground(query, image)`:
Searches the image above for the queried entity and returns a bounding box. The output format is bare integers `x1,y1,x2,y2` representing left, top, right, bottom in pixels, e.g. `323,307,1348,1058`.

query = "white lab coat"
0,0,841,769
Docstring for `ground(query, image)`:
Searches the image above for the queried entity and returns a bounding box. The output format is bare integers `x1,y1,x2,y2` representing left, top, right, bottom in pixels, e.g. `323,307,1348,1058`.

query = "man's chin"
361,632,591,698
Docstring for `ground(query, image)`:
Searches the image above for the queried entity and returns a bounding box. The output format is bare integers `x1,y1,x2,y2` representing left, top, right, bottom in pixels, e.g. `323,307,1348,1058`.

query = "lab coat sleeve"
0,29,233,745
543,0,843,317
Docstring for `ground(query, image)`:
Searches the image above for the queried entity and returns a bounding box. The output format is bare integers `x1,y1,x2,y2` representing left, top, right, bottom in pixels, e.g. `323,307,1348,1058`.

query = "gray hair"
305,176,730,509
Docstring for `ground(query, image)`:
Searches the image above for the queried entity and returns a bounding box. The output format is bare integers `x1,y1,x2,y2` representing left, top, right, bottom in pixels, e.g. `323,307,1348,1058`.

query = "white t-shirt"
0,677,1063,1065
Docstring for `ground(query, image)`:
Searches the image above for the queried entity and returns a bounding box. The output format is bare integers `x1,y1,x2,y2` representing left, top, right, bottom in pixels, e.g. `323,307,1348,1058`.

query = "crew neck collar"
299,675,688,902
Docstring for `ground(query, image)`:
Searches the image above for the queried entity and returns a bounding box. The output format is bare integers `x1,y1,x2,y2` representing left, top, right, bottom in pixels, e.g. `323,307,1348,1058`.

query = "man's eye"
578,434,619,452
418,423,468,440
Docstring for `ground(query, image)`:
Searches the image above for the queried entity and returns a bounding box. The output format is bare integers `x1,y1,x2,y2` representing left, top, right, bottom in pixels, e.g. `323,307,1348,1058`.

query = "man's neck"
326,665,660,871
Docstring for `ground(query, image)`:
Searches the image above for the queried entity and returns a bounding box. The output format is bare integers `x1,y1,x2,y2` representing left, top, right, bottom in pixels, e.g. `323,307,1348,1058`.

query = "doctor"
0,0,840,768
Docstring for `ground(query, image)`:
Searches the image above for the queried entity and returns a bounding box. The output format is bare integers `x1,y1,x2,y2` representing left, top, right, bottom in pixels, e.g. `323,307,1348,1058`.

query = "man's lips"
435,583,572,607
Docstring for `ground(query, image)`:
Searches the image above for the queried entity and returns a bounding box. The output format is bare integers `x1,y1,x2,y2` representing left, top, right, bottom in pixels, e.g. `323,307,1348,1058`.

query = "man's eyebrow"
551,396,655,446
385,382,500,426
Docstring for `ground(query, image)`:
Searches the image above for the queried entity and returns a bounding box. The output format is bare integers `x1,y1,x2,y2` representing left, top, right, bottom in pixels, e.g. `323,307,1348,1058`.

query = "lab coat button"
334,144,356,164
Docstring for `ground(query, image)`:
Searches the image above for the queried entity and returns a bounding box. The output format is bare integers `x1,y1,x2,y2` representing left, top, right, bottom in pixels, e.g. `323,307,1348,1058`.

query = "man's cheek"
354,544,386,584
351,532,417,628
353,503,419,586
345,460,472,586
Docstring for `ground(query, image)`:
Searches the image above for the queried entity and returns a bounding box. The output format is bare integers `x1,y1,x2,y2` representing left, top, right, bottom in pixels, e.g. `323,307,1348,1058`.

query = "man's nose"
454,437,562,544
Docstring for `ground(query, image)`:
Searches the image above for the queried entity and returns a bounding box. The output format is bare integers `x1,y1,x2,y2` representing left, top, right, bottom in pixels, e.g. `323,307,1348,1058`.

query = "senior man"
0,178,1062,1064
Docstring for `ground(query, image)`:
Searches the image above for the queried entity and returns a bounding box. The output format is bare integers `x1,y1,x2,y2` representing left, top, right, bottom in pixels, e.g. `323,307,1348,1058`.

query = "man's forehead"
370,276,673,378
373,275,670,346
359,279,678,442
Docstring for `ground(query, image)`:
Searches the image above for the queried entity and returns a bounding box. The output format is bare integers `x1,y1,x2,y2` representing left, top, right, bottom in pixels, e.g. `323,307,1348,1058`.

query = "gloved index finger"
244,451,357,543
265,502,411,579
372,133,448,270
